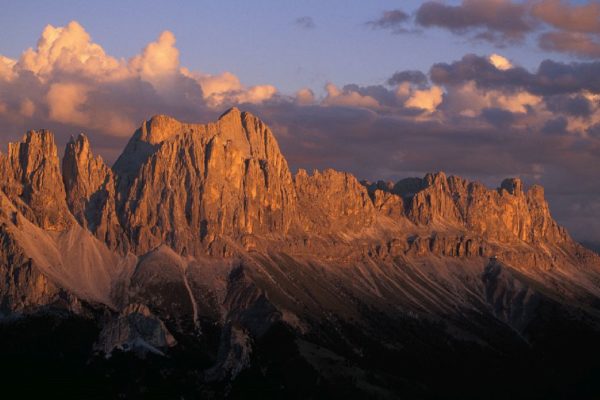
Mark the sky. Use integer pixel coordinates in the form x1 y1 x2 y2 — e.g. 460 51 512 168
1 0 600 243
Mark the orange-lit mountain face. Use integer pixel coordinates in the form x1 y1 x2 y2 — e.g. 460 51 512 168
1 108 600 398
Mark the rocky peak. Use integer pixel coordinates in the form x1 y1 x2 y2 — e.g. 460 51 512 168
63 134 111 196
7 130 60 181
217 107 279 160
0 130 70 230
424 171 449 189
139 114 184 145
62 134 123 247
402 171 462 226
111 110 297 255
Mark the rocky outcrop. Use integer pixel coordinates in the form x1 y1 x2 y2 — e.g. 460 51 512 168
96 303 177 355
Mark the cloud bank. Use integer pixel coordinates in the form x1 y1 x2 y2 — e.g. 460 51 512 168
0 21 277 144
372 0 600 59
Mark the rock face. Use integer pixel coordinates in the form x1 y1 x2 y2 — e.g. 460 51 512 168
63 134 123 249
111 108 297 255
0 108 600 398
0 130 71 230
294 168 375 234
371 172 568 245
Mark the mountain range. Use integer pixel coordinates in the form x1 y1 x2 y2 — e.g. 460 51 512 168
1 108 600 399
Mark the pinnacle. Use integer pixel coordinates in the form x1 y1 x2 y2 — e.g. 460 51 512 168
218 106 242 120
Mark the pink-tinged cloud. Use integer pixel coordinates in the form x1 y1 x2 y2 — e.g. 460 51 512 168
404 86 444 112
540 31 600 58
375 1 600 59
295 88 315 105
0 21 278 142
46 82 89 125
415 0 535 42
533 0 600 34
323 83 380 109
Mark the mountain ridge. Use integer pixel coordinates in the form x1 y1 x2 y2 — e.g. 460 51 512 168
1 108 600 398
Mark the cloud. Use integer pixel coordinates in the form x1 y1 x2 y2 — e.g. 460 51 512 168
489 54 513 70
129 30 179 91
532 0 600 34
295 16 316 30
481 107 516 128
539 31 600 58
323 83 380 109
295 88 315 105
441 80 541 118
367 10 410 32
387 70 428 86
19 98 35 118
46 82 89 126
404 86 444 112
373 0 600 59
233 84 277 104
0 56 16 81
545 94 593 117
415 0 534 43
430 54 600 95
542 116 570 135
18 21 125 81
185 70 242 97
0 20 278 147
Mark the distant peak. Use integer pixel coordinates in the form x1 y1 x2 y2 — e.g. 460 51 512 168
218 107 242 120
24 129 54 143
426 171 447 180
146 114 180 132
138 114 182 145
68 133 89 145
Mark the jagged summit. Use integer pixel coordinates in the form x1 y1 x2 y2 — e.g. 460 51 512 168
137 114 184 145
218 106 242 120
0 111 571 252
